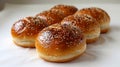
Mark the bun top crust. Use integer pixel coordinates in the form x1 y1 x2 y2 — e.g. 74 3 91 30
36 23 85 50
11 16 48 39
36 10 65 25
51 4 78 17
61 14 100 34
75 7 110 25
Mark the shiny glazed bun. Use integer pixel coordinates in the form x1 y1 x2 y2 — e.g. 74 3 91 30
61 15 100 44
51 4 78 17
36 10 65 25
11 16 48 48
75 7 110 33
35 23 86 62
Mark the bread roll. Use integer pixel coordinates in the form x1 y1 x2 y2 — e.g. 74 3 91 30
36 10 65 25
51 4 78 17
61 14 100 44
11 16 48 48
75 7 110 33
35 23 86 62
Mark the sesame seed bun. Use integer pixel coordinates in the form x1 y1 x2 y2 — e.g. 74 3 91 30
36 10 65 25
11 16 48 48
61 15 100 44
51 4 78 17
75 7 110 33
35 23 86 62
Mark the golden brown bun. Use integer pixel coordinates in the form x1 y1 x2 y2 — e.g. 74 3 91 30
35 23 86 62
36 10 65 25
51 4 78 17
11 16 48 48
75 7 110 33
61 15 100 44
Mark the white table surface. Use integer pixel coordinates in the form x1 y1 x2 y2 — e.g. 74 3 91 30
0 3 120 67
